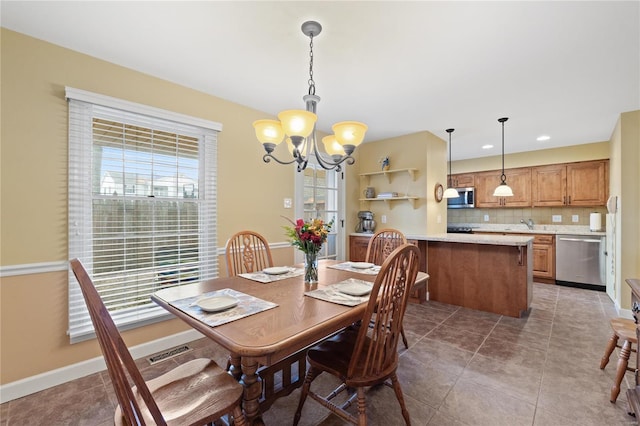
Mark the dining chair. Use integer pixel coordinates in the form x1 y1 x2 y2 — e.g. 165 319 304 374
365 228 411 349
365 228 407 266
293 243 420 426
70 259 247 426
225 230 274 276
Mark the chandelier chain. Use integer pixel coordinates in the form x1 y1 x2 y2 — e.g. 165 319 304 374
308 34 315 95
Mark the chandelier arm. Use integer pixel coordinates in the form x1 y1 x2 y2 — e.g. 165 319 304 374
314 152 355 171
263 153 299 166
310 137 356 171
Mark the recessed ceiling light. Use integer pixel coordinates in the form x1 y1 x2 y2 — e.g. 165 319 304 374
537 135 551 141
482 144 494 149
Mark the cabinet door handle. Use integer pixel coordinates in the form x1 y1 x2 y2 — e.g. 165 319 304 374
568 195 571 204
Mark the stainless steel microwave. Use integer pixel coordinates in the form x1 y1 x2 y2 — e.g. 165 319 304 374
447 187 475 209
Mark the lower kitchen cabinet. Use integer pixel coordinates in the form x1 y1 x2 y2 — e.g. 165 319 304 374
531 234 555 283
349 235 421 263
349 235 371 262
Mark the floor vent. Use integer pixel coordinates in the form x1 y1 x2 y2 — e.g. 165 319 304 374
147 344 193 365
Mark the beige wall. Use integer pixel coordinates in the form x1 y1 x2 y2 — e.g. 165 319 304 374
610 111 640 310
0 29 296 384
353 131 448 236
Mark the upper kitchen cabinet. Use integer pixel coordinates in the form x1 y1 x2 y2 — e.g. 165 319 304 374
532 160 608 207
475 167 532 208
449 173 475 188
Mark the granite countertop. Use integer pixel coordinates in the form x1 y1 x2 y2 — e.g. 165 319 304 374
406 233 533 246
457 223 606 237
350 232 532 246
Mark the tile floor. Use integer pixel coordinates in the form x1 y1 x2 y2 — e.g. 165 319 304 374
1 283 637 425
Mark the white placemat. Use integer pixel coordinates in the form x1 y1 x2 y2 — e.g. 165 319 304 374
239 267 304 283
169 288 278 327
304 278 374 306
328 262 380 275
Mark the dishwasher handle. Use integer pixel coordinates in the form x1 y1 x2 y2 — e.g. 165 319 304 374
558 237 602 243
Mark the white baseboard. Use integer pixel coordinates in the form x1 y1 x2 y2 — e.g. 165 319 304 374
0 329 203 404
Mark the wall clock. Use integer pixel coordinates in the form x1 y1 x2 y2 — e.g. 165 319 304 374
434 183 444 202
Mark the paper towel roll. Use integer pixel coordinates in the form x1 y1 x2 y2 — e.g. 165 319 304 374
590 212 602 231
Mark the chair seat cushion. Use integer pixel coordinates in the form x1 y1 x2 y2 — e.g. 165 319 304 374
115 358 243 426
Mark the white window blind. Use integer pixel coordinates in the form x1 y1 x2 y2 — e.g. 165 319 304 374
68 90 219 343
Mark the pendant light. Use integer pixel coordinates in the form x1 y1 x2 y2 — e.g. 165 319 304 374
493 117 514 197
443 128 459 198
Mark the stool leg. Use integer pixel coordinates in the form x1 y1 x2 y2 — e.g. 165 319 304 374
611 339 631 403
601 332 619 369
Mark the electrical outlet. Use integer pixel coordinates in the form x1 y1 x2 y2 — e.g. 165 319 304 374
572 215 579 223
437 214 442 224
552 215 562 223
381 215 387 224
484 214 490 222
284 198 292 208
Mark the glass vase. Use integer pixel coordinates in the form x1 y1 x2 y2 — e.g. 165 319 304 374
303 250 319 284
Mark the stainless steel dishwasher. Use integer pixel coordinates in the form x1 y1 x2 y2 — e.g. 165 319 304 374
556 234 606 291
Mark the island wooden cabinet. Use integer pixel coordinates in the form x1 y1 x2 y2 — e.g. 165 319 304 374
425 239 532 317
473 232 555 282
475 167 532 208
531 160 608 207
450 173 475 188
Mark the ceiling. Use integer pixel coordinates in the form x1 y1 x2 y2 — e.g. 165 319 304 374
2 1 638 160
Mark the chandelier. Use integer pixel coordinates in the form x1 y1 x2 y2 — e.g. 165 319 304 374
253 21 368 172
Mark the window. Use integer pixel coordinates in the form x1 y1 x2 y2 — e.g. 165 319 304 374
295 156 344 262
67 88 221 343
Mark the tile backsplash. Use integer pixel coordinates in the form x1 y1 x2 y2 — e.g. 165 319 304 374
448 206 608 226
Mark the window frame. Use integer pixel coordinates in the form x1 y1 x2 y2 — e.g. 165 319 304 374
66 87 222 343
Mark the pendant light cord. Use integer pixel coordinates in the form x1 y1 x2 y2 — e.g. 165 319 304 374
446 128 454 187
498 117 508 184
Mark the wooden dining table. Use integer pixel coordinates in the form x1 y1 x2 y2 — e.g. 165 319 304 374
151 259 427 425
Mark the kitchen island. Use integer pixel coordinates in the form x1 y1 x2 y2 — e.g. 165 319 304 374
408 233 534 318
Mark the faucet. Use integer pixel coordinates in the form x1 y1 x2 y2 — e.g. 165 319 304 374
520 218 534 230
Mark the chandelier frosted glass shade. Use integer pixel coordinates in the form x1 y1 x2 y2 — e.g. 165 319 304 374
277 110 317 138
332 121 368 148
493 182 514 197
322 135 345 156
443 187 460 198
253 119 285 144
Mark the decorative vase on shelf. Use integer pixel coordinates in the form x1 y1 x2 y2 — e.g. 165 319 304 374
303 250 319 284
380 156 390 171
